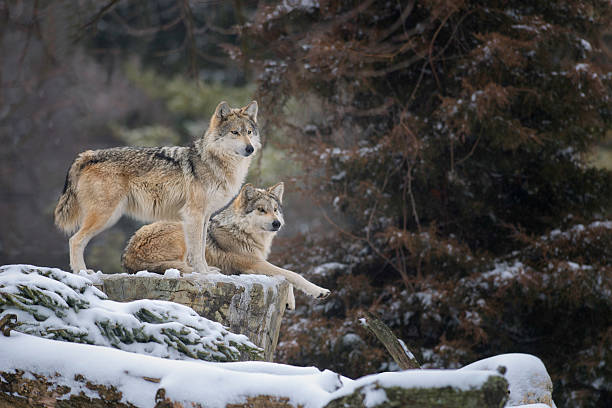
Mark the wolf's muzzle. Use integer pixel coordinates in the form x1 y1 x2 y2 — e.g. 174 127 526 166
244 144 254 156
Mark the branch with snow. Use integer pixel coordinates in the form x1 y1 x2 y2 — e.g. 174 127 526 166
0 265 263 362
359 311 421 370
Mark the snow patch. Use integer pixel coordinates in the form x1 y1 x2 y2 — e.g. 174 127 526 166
461 353 554 407
362 383 388 407
579 39 592 52
311 262 346 276
480 261 525 287
398 339 416 360
164 268 181 278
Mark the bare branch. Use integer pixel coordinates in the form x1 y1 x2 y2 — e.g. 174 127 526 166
377 0 416 41
110 8 183 37
75 0 121 42
354 54 424 78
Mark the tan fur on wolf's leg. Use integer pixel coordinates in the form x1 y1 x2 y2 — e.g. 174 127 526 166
183 190 218 274
182 216 206 273
182 190 209 274
251 260 330 299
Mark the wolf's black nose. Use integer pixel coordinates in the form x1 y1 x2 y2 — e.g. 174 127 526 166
245 144 254 155
272 220 281 230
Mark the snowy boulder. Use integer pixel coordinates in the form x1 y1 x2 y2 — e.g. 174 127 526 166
0 265 263 362
0 332 509 408
91 269 291 361
324 370 508 408
460 353 555 407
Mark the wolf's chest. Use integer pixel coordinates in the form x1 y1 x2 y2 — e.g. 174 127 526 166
207 189 235 214
206 159 250 213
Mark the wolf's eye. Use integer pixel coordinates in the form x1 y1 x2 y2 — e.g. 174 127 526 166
231 130 239 135
257 207 265 213
274 207 278 212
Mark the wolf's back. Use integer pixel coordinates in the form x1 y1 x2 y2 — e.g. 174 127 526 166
54 150 94 234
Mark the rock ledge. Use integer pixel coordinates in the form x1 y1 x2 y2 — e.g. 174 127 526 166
95 271 290 361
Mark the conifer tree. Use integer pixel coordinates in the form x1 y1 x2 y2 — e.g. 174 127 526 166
243 1 612 406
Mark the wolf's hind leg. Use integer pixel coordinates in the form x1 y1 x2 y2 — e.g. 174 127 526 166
69 201 124 273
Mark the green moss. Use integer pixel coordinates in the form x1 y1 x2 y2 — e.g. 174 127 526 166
324 376 508 408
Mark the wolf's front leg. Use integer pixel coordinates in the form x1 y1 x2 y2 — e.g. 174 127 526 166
256 261 331 299
183 192 218 274
183 213 218 274
183 216 205 273
200 216 220 274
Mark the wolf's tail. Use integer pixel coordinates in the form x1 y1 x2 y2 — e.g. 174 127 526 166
54 151 92 234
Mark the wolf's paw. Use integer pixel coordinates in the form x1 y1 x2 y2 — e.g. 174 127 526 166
205 265 221 274
314 287 331 299
195 264 221 274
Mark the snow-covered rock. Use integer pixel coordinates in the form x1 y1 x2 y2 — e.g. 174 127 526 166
93 267 291 360
0 332 508 408
460 353 555 407
0 264 263 362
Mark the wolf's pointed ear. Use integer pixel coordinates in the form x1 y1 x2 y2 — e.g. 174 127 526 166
242 101 258 122
234 183 255 210
241 183 257 200
214 101 232 121
267 182 284 203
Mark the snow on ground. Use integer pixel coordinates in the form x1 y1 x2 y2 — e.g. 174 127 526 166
0 332 508 408
0 264 262 362
1 264 556 407
479 260 526 287
510 405 551 408
311 262 347 276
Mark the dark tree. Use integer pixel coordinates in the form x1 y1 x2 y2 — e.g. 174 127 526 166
244 1 612 407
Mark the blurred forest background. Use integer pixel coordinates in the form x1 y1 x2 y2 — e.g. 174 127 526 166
1 1 611 407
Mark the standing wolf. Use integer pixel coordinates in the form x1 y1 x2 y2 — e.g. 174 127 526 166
55 101 260 274
122 183 330 308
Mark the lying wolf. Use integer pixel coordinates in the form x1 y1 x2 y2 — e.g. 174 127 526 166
55 101 259 274
122 183 331 308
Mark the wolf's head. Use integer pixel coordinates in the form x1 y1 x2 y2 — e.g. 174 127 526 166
233 182 285 233
204 101 261 158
